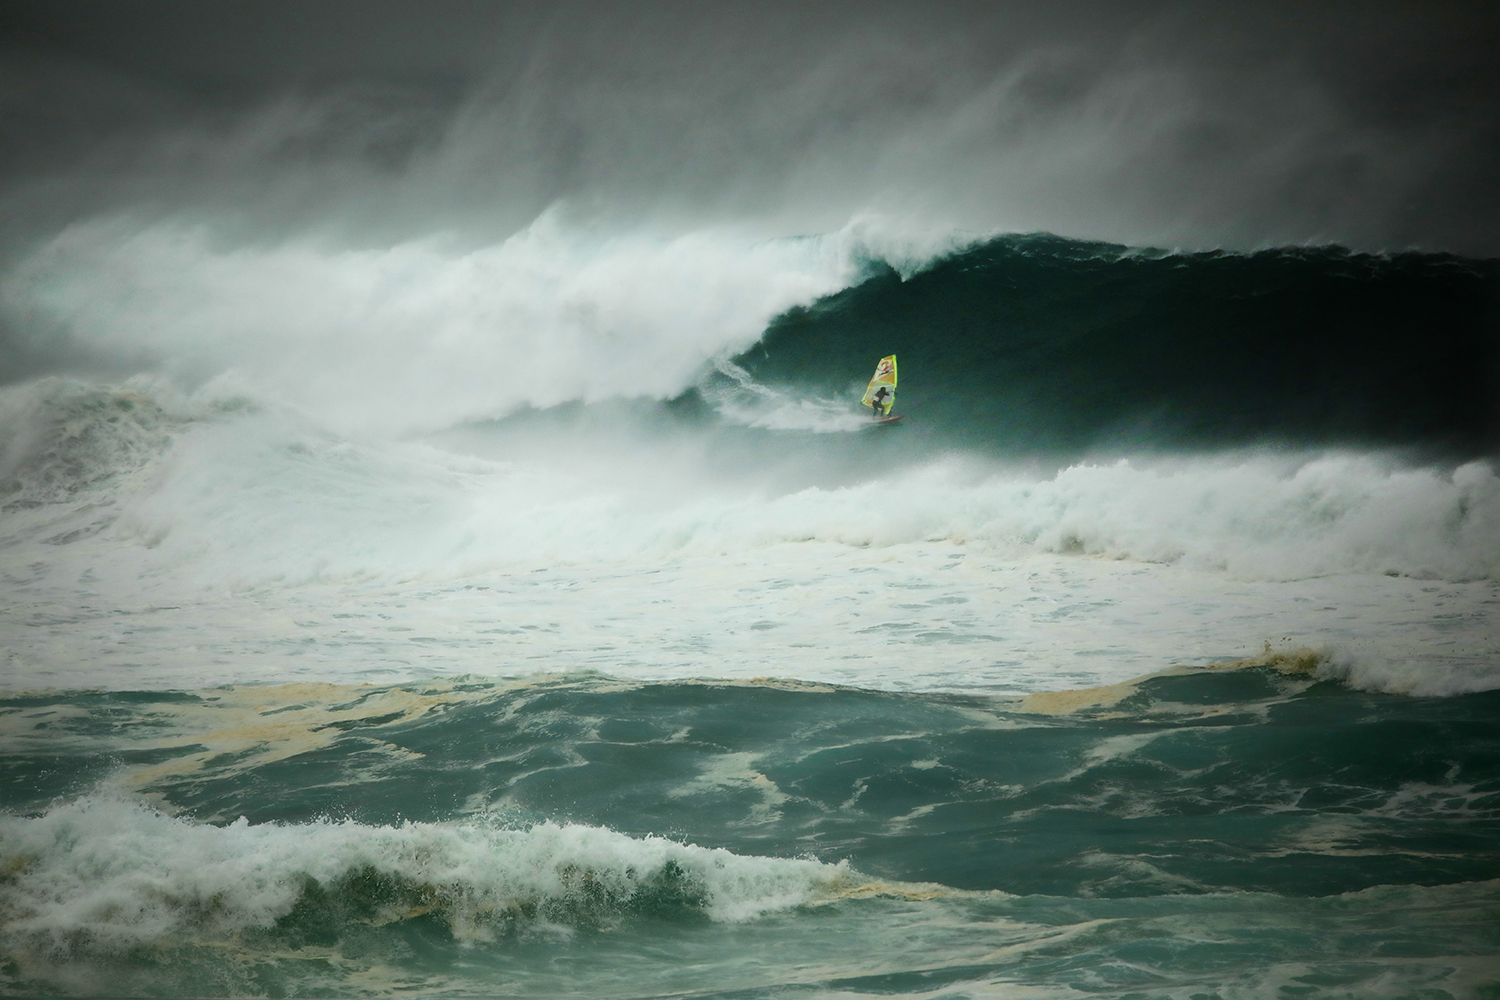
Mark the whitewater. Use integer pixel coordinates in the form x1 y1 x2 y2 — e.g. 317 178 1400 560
2 219 1498 998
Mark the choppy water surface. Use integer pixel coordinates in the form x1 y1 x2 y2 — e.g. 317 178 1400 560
4 668 1498 997
3 234 1499 997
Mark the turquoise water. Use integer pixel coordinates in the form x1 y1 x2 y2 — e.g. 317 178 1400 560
3 235 1499 997
4 668 1498 996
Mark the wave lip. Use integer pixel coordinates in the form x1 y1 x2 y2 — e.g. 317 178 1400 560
740 233 1500 455
0 797 854 952
0 215 878 435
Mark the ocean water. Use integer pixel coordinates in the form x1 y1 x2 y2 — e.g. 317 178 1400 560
2 232 1499 998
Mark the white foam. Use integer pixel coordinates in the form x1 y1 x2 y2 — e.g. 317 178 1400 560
962 454 1500 582
1316 648 1500 699
0 796 849 950
703 359 872 434
2 379 1497 695
114 438 1500 588
1 213 890 435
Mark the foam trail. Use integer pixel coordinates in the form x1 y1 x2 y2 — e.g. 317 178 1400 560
703 359 871 433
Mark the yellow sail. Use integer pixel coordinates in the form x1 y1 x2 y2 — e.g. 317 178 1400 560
861 355 897 415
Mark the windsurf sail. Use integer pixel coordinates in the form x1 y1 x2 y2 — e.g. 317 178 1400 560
861 354 897 415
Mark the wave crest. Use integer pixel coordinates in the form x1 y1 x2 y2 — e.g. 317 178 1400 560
0 797 852 953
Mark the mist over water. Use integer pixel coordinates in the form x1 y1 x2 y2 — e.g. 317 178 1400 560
2 3 1499 997
2 215 880 432
4 1 1500 258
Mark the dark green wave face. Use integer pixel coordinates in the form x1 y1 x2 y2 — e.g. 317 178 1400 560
717 235 1500 458
4 669 1498 996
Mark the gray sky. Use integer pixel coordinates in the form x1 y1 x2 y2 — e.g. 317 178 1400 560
1 0 1498 254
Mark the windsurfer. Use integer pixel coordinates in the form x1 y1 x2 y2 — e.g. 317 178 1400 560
861 354 897 420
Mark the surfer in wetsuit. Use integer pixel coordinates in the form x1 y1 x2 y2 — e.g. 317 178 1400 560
870 386 891 419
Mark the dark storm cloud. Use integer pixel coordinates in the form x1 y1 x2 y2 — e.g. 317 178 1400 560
0 0 1497 252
